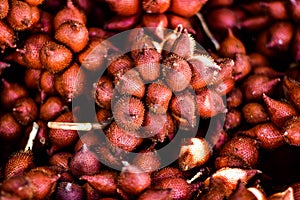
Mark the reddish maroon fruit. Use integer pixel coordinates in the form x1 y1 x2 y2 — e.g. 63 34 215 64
0 113 22 141
70 144 101 177
12 97 38 126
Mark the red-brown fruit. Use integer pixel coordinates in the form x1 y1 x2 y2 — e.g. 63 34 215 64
55 20 89 53
30 10 53 34
240 123 285 149
232 53 251 81
80 171 117 195
0 0 9 19
204 168 261 197
55 182 85 200
0 113 22 141
211 58 234 84
74 131 102 152
118 163 151 196
12 97 38 126
242 74 280 102
262 93 298 128
22 34 51 69
7 0 40 31
198 176 227 200
1 175 34 199
129 28 156 59
162 55 192 92
95 109 112 124
94 144 122 168
168 0 207 18
77 39 108 71
4 151 34 179
256 29 278 58
213 78 235 95
248 52 269 67
167 14 196 34
252 65 284 78
220 136 259 167
104 15 140 31
291 182 300 199
283 76 300 111
53 0 86 30
25 169 59 199
142 14 168 41
49 111 79 153
114 69 145 98
40 96 66 121
142 0 170 13
206 0 233 7
134 47 161 81
219 29 246 58
0 20 16 52
153 177 192 200
105 122 142 152
24 69 42 90
83 183 101 200
206 8 239 32
228 181 257 200
107 54 134 78
112 96 145 131
152 167 184 184
215 155 248 170
141 111 169 141
138 189 172 200
40 41 72 74
266 22 294 52
39 70 57 96
70 144 101 177
105 0 140 16
170 28 195 59
283 116 300 146
170 91 197 129
94 75 113 110
226 88 243 108
264 2 288 19
224 108 242 130
146 82 172 114
49 152 72 170
242 103 269 125
25 0 44 6
289 0 300 22
132 151 161 173
196 88 227 118
188 55 219 90
1 79 29 110
54 62 85 102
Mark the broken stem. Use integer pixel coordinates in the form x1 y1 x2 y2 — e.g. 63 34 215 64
47 119 112 131
196 12 220 51
25 122 39 151
187 171 203 184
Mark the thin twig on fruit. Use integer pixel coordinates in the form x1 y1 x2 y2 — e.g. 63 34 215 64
187 171 203 184
47 119 112 131
196 13 220 50
24 122 39 151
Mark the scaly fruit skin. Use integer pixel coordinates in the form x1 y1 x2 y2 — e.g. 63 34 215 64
5 0 300 198
54 20 89 53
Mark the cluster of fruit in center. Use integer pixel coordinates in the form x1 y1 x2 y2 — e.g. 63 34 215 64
92 26 231 153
